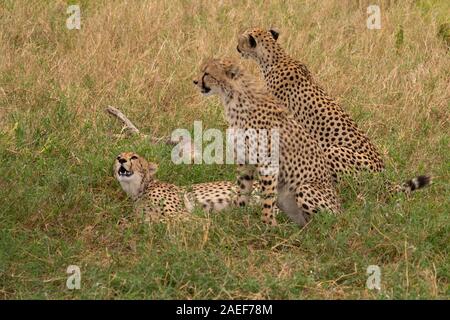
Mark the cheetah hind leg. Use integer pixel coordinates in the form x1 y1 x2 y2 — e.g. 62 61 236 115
277 184 307 226
324 146 384 178
277 182 340 227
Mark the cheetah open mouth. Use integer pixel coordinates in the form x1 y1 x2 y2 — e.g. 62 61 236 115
118 166 133 177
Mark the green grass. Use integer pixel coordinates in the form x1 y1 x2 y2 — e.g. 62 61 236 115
0 0 448 299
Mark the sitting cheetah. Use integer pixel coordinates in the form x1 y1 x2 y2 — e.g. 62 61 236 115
236 27 431 192
114 152 248 220
193 58 340 226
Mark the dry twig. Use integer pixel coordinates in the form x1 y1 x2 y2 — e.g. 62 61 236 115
105 105 142 136
105 105 173 144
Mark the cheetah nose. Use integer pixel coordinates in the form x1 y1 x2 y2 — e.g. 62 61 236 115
118 158 127 164
193 80 198 85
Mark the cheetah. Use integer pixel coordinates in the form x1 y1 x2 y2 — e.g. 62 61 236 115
236 27 431 192
114 152 250 221
193 58 340 226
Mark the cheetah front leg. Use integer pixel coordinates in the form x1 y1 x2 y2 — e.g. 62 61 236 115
258 165 278 226
134 201 162 223
235 164 256 207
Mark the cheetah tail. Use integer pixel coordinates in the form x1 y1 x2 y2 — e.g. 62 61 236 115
394 175 432 194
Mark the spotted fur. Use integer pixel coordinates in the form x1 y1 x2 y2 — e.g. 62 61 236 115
237 27 431 192
237 27 385 176
193 59 340 226
114 152 245 221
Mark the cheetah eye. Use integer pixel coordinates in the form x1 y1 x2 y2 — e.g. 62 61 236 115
131 156 138 160
248 35 256 48
117 156 121 160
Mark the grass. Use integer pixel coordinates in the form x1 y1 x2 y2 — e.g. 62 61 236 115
0 0 449 299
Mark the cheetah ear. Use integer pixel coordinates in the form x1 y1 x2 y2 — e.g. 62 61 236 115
225 64 240 79
269 28 279 41
148 162 158 176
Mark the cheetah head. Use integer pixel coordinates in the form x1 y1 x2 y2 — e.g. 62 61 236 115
114 152 158 198
237 27 280 61
192 58 241 97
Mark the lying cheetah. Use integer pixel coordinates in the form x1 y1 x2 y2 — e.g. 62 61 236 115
193 58 340 226
114 152 246 220
237 27 431 192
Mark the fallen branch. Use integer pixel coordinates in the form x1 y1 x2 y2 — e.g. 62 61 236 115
105 105 177 145
106 105 142 136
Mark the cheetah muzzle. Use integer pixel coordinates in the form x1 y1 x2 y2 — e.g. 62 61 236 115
118 166 133 178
